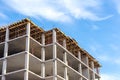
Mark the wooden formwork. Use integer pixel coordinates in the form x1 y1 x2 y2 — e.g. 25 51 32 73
0 27 6 43
45 30 53 45
30 24 44 44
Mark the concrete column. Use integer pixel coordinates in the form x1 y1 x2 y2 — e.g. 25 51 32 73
96 68 99 74
78 51 82 80
41 33 45 77
63 39 66 49
63 39 68 80
24 22 30 80
4 27 9 57
82 56 90 79
2 27 9 80
91 61 95 80
53 30 57 80
86 56 90 80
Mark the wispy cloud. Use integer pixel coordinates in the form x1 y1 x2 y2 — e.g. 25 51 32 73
0 12 8 27
91 25 99 30
98 55 120 65
0 23 7 27
0 12 7 19
114 59 120 65
89 42 102 53
89 42 120 65
110 44 120 52
113 0 120 14
2 0 71 22
101 73 119 80
96 15 113 21
98 55 110 62
2 0 112 22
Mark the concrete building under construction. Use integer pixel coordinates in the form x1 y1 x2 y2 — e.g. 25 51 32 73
0 19 100 80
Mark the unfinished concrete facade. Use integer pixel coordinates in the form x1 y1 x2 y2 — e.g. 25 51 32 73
0 19 100 80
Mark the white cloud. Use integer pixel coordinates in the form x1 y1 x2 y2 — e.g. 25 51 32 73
115 60 120 65
2 0 112 22
98 55 110 61
0 12 8 27
96 15 113 21
89 42 102 53
114 58 120 65
91 25 99 30
3 0 71 22
89 42 120 65
62 0 101 20
113 0 120 14
98 55 120 65
0 12 7 19
0 23 7 27
110 44 120 52
101 73 119 80
89 45 97 52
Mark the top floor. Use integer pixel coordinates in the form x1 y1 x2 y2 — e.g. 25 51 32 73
0 18 101 69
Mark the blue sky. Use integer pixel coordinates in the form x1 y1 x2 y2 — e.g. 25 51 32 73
0 0 120 80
